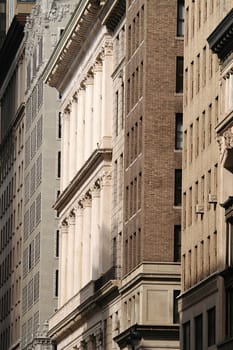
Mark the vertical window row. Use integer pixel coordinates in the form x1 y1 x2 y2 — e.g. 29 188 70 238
183 98 218 166
127 5 144 60
126 116 143 167
126 63 143 114
125 172 142 222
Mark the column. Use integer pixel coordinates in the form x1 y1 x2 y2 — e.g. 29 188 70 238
99 171 112 274
81 193 92 287
225 75 230 114
230 71 233 111
90 182 100 280
84 74 94 161
62 107 70 190
76 87 85 171
59 219 68 307
69 94 78 180
67 211 75 299
74 202 83 294
93 60 102 149
101 39 113 148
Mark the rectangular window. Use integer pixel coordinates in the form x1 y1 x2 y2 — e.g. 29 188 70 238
177 0 184 36
174 225 181 262
58 112 62 138
55 270 59 297
195 314 203 350
183 321 190 350
208 307 216 346
175 113 183 150
56 230 59 257
57 151 61 178
173 290 180 323
226 287 233 337
176 57 184 93
115 91 119 136
174 169 182 206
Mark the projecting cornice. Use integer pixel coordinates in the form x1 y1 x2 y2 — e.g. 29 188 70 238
54 148 112 213
44 0 102 89
43 0 125 90
208 8 233 61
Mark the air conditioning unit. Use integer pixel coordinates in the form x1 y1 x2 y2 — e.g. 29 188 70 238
195 204 204 214
208 194 217 204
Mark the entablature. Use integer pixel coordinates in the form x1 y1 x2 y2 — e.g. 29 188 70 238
208 8 233 62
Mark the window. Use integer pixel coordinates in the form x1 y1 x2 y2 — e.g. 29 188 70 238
207 307 216 346
177 0 184 36
183 321 190 350
175 113 183 149
195 314 203 350
174 169 182 206
226 287 233 338
58 112 62 138
176 57 184 93
57 151 61 178
174 225 181 262
55 230 59 257
173 290 180 323
55 270 59 297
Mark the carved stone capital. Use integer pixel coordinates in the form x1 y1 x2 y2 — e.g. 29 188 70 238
84 73 94 86
100 171 112 187
93 60 102 73
223 128 233 149
91 180 101 197
61 218 68 233
217 127 233 163
101 39 113 58
69 209 76 224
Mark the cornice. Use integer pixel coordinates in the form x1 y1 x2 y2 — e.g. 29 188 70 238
208 8 233 61
54 148 112 212
101 0 125 32
48 279 120 343
114 324 179 349
43 0 102 89
179 272 219 312
120 262 181 295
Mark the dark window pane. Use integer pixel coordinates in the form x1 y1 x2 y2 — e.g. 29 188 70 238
174 169 182 206
208 307 216 346
227 287 233 337
55 270 59 297
56 230 59 257
57 151 61 178
174 225 181 262
175 113 183 150
173 290 180 323
183 321 190 350
177 0 184 36
176 57 184 93
195 314 203 350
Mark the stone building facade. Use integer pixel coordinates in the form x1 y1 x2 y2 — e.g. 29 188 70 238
0 14 27 350
45 0 183 349
20 0 76 349
180 2 233 350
